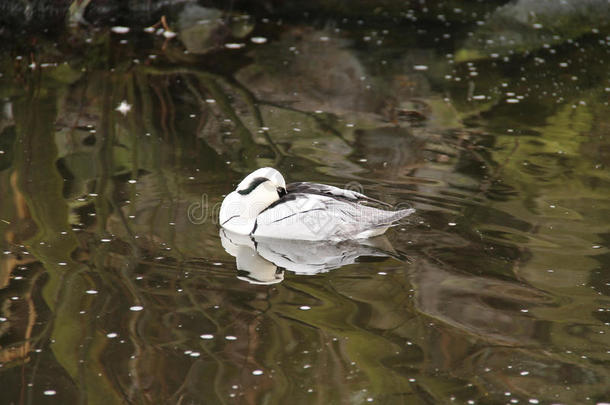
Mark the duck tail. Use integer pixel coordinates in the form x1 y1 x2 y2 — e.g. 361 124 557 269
384 208 415 224
362 208 415 236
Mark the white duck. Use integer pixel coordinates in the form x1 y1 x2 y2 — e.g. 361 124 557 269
219 167 414 241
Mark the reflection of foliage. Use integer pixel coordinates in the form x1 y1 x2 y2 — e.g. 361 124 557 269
456 0 610 61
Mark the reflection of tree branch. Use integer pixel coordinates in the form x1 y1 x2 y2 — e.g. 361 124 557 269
178 286 229 405
132 258 267 403
482 138 520 193
257 99 348 143
150 81 170 140
144 67 349 145
162 82 178 140
142 66 292 165
184 74 260 167
135 72 159 139
220 78 288 165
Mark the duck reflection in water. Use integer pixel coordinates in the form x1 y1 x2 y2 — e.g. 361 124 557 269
219 229 408 284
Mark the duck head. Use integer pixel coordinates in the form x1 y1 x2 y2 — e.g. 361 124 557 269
219 167 287 234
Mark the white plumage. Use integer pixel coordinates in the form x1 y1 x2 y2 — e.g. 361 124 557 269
219 167 414 241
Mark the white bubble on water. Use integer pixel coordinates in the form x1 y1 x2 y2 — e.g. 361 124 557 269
111 26 130 34
251 37 267 44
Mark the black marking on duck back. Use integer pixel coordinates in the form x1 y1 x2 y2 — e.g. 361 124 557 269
287 182 391 207
259 193 300 214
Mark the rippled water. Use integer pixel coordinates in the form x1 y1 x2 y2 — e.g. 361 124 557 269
0 1 609 404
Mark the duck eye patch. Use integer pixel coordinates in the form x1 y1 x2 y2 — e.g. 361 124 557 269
237 177 269 195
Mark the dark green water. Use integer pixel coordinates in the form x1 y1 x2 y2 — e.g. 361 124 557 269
0 1 609 404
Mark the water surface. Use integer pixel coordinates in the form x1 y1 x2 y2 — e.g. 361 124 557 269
0 1 609 404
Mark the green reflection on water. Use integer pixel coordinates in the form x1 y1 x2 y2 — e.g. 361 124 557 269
0 2 609 404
